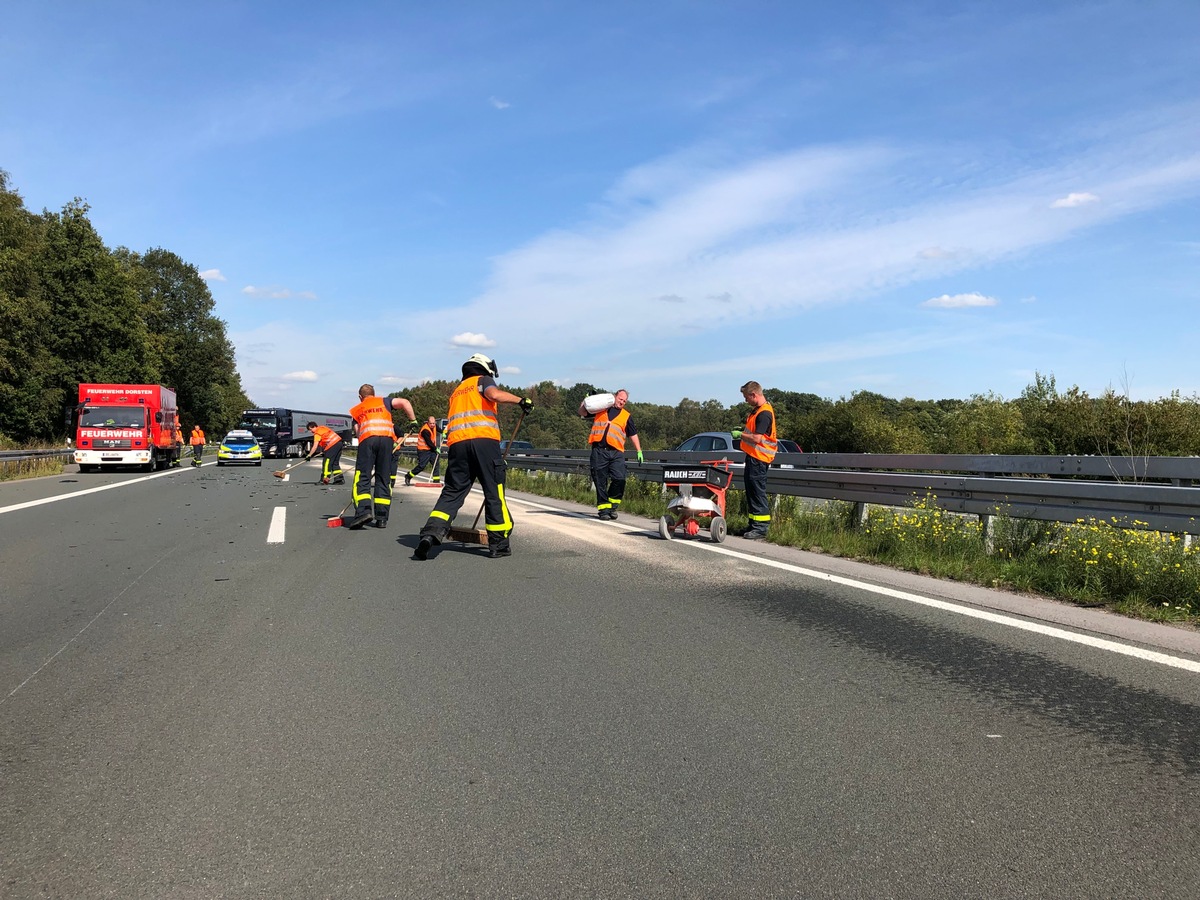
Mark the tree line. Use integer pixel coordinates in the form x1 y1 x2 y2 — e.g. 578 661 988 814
0 170 252 444
393 372 1200 457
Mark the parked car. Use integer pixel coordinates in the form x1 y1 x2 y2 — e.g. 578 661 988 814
674 432 738 453
681 434 801 453
217 429 263 466
500 440 534 455
673 432 802 464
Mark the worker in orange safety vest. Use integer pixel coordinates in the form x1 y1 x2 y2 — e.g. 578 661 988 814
305 422 345 485
189 425 206 467
733 380 777 540
414 354 532 560
579 389 643 520
344 384 415 530
403 416 442 486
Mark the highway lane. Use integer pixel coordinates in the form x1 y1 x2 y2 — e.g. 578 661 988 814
1 463 1198 898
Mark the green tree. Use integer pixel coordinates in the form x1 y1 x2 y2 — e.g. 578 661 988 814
0 171 59 441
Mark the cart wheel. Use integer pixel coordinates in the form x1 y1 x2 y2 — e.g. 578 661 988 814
658 515 674 540
710 515 727 543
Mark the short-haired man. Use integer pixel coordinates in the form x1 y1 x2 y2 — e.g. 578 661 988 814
305 421 345 484
345 385 416 530
734 381 777 540
579 389 643 520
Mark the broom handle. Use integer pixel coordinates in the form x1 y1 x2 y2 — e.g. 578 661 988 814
470 409 527 530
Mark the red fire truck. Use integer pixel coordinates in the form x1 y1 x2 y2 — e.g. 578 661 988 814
73 384 184 472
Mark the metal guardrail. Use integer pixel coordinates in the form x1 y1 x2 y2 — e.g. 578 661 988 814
470 449 1200 535
0 448 74 477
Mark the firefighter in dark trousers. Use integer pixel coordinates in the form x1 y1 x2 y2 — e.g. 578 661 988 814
346 385 416 530
579 389 643 520
415 354 533 560
171 414 184 467
305 422 345 484
404 416 442 485
733 380 778 540
189 425 206 467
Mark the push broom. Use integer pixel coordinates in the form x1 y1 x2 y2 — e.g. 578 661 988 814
271 457 310 479
326 497 356 528
446 410 527 545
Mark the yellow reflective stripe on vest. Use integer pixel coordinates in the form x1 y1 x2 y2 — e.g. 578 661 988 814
589 408 630 451
741 401 777 463
447 376 501 444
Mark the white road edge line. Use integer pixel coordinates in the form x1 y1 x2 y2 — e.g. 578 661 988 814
0 463 208 516
507 496 1200 675
267 506 287 544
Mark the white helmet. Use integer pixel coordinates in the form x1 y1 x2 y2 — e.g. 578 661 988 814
466 353 499 377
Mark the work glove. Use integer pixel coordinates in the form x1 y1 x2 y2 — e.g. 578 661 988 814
406 420 420 433
731 430 743 441
636 450 644 463
519 398 534 413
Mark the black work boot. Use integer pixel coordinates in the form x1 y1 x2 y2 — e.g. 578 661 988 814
346 509 374 530
487 541 512 559
373 517 388 529
414 533 441 560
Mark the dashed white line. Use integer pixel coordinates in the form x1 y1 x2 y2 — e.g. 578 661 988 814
267 506 287 544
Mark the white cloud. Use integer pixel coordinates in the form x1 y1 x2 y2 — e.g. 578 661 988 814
242 285 318 300
499 366 521 375
282 370 318 382
390 127 1200 374
489 96 510 109
1051 191 1100 208
917 247 961 260
199 268 226 282
921 292 998 309
450 332 496 348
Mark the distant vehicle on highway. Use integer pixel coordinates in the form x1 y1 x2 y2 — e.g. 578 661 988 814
673 432 802 464
217 430 263 466
674 432 739 453
500 440 534 455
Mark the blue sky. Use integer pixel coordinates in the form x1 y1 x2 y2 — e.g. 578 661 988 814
3 1 1198 413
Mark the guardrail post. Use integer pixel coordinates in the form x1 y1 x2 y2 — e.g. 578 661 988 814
852 501 868 530
979 513 995 554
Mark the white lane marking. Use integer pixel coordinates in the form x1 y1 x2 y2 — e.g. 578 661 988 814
506 496 1200 675
267 507 287 544
0 464 207 517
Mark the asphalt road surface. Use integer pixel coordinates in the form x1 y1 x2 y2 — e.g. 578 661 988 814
2 461 1198 898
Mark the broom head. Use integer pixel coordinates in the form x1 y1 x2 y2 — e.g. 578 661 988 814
447 525 487 544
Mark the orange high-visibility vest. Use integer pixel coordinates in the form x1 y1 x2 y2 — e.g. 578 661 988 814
589 408 630 451
350 396 395 440
417 424 437 451
312 425 341 450
740 402 777 463
189 427 205 446
446 376 500 445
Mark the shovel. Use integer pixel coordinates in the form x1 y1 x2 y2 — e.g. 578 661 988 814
447 410 526 544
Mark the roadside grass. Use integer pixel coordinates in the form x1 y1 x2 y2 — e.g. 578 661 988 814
504 469 1200 627
0 440 68 482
